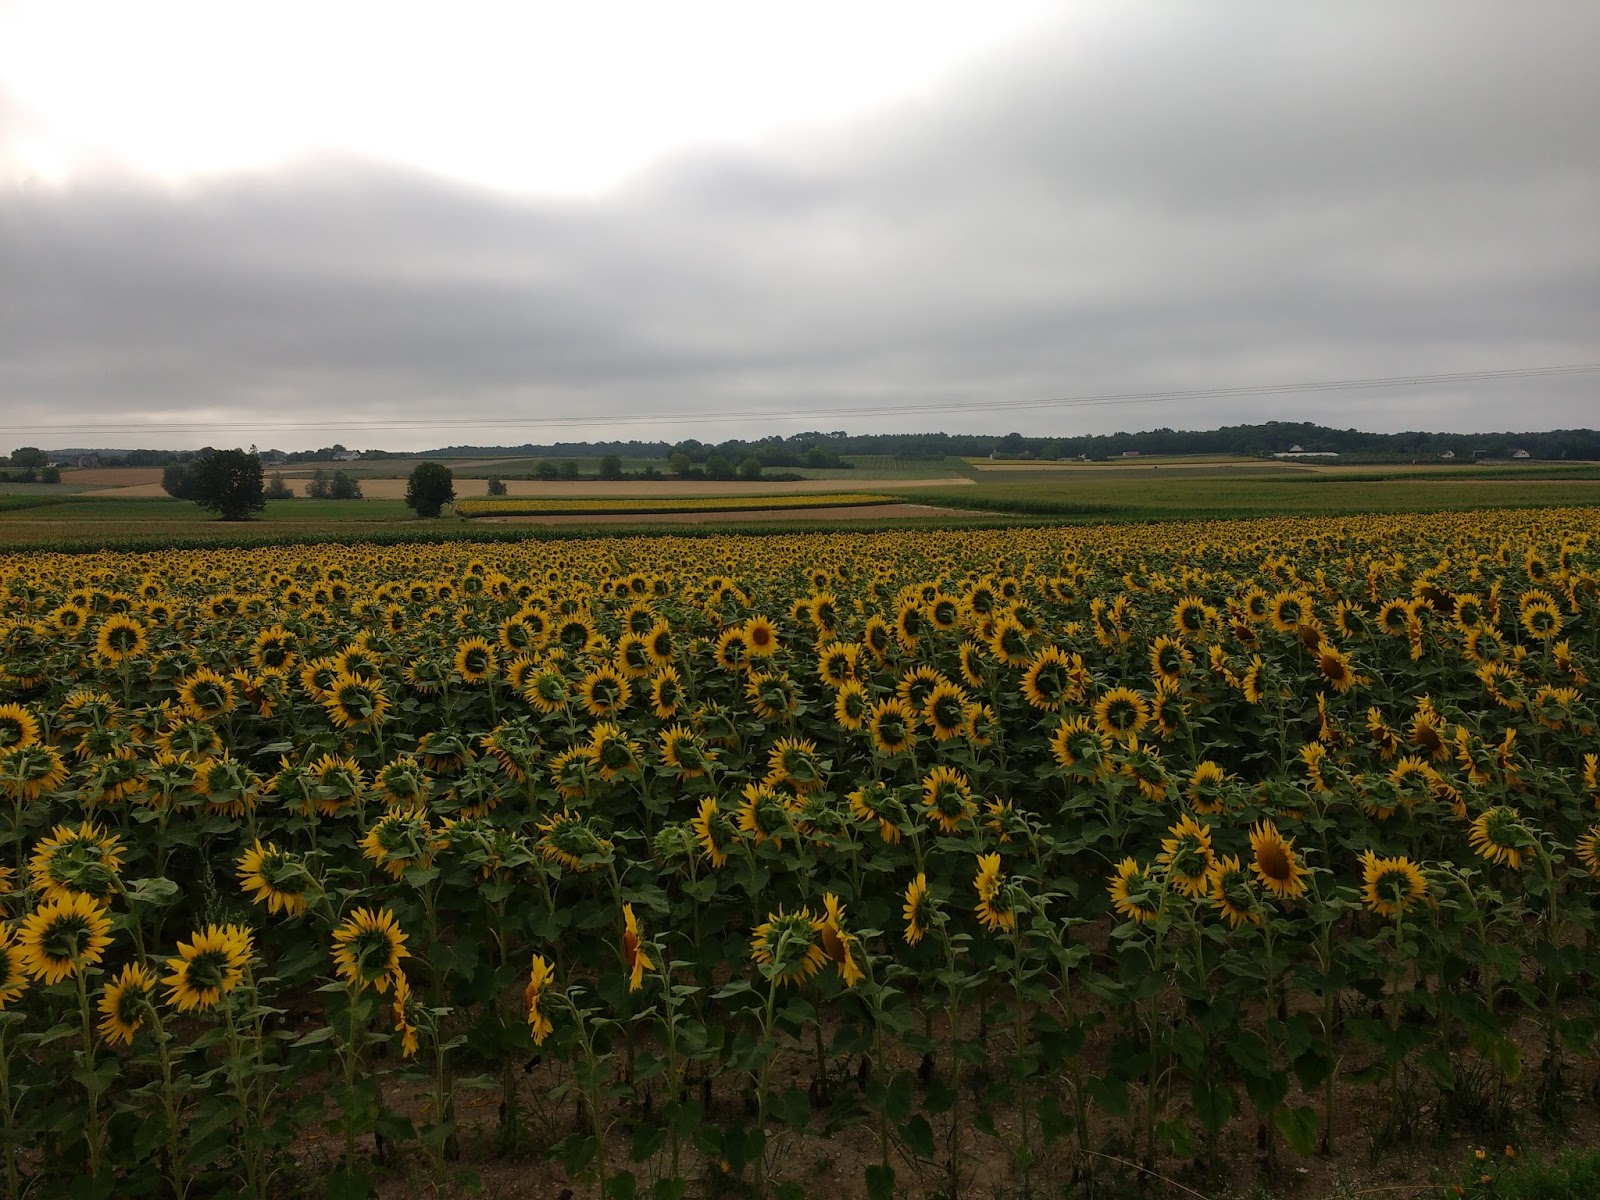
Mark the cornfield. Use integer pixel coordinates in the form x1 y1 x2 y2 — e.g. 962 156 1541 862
0 508 1596 1199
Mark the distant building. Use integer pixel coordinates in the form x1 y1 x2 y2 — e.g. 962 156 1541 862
1121 450 1141 458
1289 444 1304 453
1512 449 1531 459
1439 450 1455 460
1271 451 1339 459
334 450 363 462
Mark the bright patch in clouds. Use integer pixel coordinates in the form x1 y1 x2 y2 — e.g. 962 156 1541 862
0 0 1055 192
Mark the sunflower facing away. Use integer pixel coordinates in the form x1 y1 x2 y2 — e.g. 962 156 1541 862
98 962 159 1046
237 840 312 917
29 821 125 902
1205 855 1262 929
19 891 114 984
820 894 865 988
750 908 829 985
163 924 253 1012
1360 851 1428 917
921 765 976 835
525 954 556 1045
331 908 409 994
0 927 30 1009
1468 806 1538 870
621 904 655 992
692 797 735 869
1108 857 1162 924
973 853 1017 933
1157 814 1215 897
903 873 932 945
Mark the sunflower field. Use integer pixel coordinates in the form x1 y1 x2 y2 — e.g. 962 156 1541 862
0 508 1597 1199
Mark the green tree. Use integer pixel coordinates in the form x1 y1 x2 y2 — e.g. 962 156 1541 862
9 447 47 471
486 476 508 496
40 466 61 484
265 472 294 500
705 454 734 480
533 460 559 481
557 460 580 480
668 451 692 478
737 456 764 481
405 461 455 517
161 463 195 500
598 454 624 480
188 448 267 520
329 471 363 500
303 469 331 499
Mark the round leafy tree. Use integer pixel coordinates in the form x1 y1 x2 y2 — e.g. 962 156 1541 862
187 448 266 521
405 461 455 518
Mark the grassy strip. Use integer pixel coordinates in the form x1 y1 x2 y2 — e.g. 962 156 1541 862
455 492 896 517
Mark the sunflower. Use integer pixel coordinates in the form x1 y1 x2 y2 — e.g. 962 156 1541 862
1050 716 1108 776
97 962 159 1046
848 782 905 844
743 615 780 657
453 637 499 684
1205 855 1261 929
896 664 948 714
751 908 829 985
1317 644 1358 694
713 627 751 672
94 614 148 664
389 969 420 1058
649 667 684 720
1468 806 1538 870
921 765 976 834
1575 824 1600 877
331 908 409 994
1108 858 1162 924
1518 598 1562 641
987 618 1032 667
957 640 992 690
1248 820 1307 900
0 703 41 751
29 821 125 902
903 873 933 945
1360 851 1428 917
308 754 365 817
1020 647 1088 712
525 954 556 1045
868 698 918 757
659 724 715 779
1171 595 1217 639
237 840 312 917
817 641 861 689
17 891 112 984
1239 656 1267 705
765 736 825 793
321 671 390 732
360 807 437 879
621 904 655 992
1149 636 1192 685
1116 735 1169 802
0 744 69 802
537 810 613 872
691 797 735 868
738 782 794 847
817 682 868 738
745 670 798 722
1268 590 1314 634
163 924 253 1012
974 854 1017 932
642 620 675 669
578 665 631 718
817 894 865 988
1158 814 1215 897
1093 688 1150 740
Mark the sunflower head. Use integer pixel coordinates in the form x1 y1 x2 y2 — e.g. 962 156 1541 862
1468 806 1538 870
19 891 114 984
1206 855 1262 929
1108 857 1162 925
98 962 159 1046
750 908 828 985
903 873 935 945
163 924 253 1012
331 908 409 994
1248 820 1308 900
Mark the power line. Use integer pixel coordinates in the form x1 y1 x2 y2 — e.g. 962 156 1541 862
2 361 1596 438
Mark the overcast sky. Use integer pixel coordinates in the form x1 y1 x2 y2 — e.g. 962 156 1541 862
2 1 1597 454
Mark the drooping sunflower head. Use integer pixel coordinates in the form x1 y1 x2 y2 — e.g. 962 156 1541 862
0 743 70 803
0 927 30 1009
745 670 798 722
1468 806 1538 870
650 666 684 720
847 781 907 844
323 672 390 731
750 908 828 985
1050 716 1108 776
525 954 556 1045
588 721 640 782
1108 857 1162 925
331 908 408 995
163 923 253 1012
819 893 864 988
738 782 794 846
1574 824 1600 877
659 724 714 779
360 808 437 880
621 903 655 992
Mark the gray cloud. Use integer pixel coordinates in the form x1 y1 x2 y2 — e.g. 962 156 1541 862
2 1 1598 452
